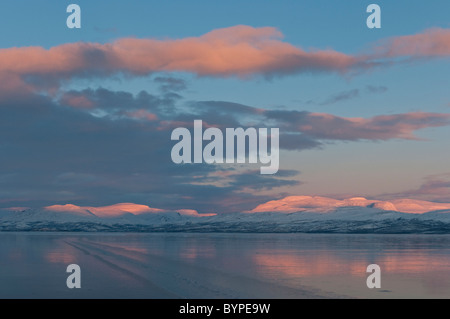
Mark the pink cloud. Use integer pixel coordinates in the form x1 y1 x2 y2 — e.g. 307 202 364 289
0 25 357 94
372 28 450 59
0 26 448 95
125 109 158 121
59 92 95 109
0 26 354 81
110 26 357 77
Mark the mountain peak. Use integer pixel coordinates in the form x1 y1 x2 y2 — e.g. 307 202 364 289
249 195 450 214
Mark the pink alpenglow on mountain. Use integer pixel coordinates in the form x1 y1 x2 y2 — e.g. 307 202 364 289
45 203 216 218
248 196 450 214
45 203 164 218
175 209 217 217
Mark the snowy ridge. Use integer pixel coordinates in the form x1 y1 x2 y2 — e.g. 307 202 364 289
248 196 450 214
1 200 450 233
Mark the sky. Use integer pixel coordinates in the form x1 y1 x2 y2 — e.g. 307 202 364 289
0 0 449 214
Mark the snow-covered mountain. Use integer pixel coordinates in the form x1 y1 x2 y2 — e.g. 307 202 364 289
248 196 450 214
1 197 450 233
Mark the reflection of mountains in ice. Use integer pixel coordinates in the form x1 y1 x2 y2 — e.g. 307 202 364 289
1 196 450 233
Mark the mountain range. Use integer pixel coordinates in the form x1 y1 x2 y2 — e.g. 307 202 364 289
1 196 450 233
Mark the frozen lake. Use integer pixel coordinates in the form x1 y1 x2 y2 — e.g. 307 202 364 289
0 232 449 298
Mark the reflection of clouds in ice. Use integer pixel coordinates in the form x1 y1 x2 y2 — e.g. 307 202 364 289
251 248 450 298
180 248 198 260
381 253 450 274
178 240 217 262
253 251 374 278
179 246 216 261
45 251 76 264
1 233 449 298
253 250 450 278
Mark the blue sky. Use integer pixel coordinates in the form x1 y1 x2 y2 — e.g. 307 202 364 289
1 1 449 47
0 1 449 212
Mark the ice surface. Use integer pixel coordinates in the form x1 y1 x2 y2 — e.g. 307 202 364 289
0 232 449 299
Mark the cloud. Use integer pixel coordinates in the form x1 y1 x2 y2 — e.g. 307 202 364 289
0 25 448 215
154 76 187 93
0 25 358 95
264 110 450 142
177 100 450 148
370 28 450 60
223 169 301 191
365 85 388 94
319 89 360 106
125 109 158 121
3 25 449 96
380 173 450 203
0 88 302 213
278 133 323 151
59 91 96 109
307 85 387 106
50 88 450 152
1 83 449 213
